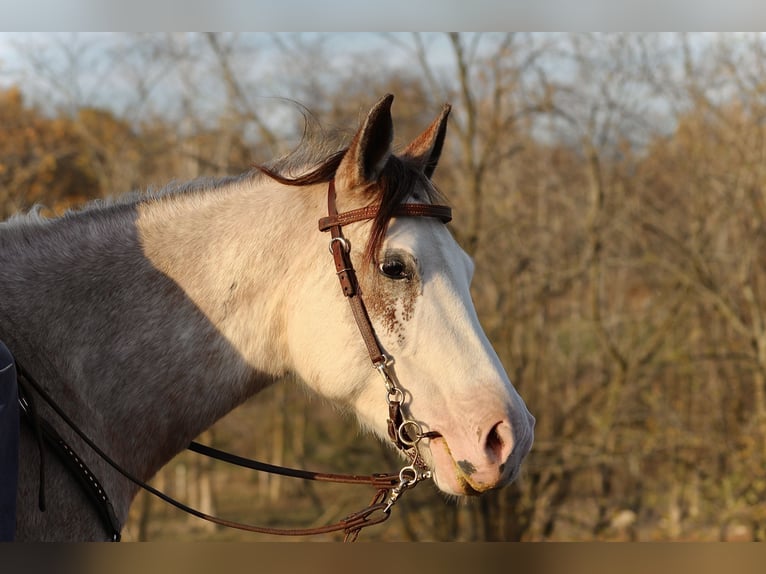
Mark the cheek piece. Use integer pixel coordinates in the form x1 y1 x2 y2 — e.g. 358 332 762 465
318 179 452 509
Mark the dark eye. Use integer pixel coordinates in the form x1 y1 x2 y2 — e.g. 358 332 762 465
378 258 409 280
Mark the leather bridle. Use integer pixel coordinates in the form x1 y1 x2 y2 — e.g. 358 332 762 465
15 179 453 541
320 182 451 436
318 179 452 512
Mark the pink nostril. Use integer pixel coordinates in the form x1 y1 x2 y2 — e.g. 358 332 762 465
484 420 513 465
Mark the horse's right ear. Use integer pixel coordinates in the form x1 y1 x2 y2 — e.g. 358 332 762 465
402 103 451 179
335 94 394 193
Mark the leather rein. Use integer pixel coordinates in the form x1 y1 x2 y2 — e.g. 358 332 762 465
16 179 452 541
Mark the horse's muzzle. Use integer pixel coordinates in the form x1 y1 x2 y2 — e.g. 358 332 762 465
426 409 535 495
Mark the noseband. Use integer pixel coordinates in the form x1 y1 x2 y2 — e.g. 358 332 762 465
319 180 452 505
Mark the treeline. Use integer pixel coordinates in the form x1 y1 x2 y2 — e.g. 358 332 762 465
0 86 254 219
2 33 766 540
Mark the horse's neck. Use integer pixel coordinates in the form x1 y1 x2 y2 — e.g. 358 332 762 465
0 179 319 496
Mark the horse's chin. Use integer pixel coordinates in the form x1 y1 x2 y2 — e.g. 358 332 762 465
374 421 506 496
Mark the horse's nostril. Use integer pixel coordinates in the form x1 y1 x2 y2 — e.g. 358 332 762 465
485 421 506 463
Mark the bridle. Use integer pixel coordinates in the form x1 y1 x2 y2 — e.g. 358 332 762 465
15 179 453 541
318 179 452 509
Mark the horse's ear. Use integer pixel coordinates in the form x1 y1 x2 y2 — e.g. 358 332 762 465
402 103 451 179
335 94 394 192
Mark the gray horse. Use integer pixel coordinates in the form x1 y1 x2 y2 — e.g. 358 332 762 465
1 95 534 540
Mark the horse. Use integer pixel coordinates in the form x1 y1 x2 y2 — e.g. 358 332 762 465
0 94 535 541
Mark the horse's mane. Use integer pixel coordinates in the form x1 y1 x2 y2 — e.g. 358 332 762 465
2 127 446 267
0 172 252 230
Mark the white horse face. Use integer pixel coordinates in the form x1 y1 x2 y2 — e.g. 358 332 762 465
287 94 534 496
350 213 535 495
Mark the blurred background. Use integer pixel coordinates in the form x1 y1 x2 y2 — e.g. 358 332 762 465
1 32 765 541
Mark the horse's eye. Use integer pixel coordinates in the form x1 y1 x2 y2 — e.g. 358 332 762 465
378 259 409 280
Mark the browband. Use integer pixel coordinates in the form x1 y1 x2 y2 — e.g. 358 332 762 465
318 182 452 232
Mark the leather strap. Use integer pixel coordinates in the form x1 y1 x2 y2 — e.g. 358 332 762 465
319 203 452 231
324 181 385 365
188 441 398 488
15 359 398 540
320 180 452 451
17 363 122 541
320 180 452 369
8 180 453 541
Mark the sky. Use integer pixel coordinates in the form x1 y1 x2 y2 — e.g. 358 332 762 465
0 31 757 142
0 32 471 121
0 0 766 31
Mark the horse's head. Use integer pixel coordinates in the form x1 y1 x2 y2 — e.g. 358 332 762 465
289 95 534 496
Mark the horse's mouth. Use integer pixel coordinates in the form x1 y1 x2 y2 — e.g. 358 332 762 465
422 432 512 496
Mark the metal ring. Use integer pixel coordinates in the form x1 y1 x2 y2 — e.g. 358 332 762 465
386 387 404 404
328 236 350 254
397 420 423 446
398 465 418 487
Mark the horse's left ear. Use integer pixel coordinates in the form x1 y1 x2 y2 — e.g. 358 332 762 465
335 94 395 192
401 103 451 179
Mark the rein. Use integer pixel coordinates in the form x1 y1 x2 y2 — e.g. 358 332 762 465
15 179 453 541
